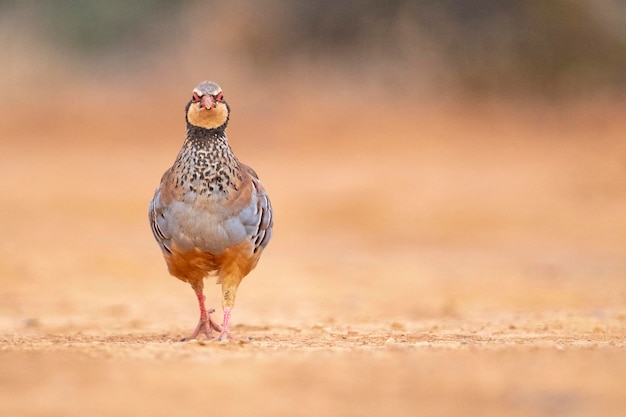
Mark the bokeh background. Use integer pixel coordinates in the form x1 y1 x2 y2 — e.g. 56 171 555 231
3 1 626 97
1 2 626 416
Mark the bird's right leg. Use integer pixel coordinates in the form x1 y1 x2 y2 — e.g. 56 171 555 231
181 283 222 341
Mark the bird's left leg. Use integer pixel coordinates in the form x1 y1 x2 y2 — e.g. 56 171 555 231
217 276 243 341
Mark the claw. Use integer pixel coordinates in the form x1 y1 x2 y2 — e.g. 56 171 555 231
180 308 222 341
217 331 231 342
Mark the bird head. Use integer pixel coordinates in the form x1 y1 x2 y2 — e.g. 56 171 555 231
185 81 230 131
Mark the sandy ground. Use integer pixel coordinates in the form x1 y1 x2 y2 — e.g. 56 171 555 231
1 90 625 416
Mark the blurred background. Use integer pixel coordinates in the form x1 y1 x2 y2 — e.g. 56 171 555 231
2 1 626 98
1 0 626 330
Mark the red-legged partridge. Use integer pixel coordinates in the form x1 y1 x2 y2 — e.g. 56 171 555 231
149 81 273 341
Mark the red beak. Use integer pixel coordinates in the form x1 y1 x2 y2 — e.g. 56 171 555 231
199 95 216 110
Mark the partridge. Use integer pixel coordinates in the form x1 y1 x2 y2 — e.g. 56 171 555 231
149 81 273 341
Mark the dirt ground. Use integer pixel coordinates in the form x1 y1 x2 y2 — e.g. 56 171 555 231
1 89 625 416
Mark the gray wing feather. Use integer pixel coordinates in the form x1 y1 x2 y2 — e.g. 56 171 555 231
250 177 273 253
149 190 173 254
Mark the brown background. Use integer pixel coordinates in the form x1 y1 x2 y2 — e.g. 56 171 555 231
1 2 625 416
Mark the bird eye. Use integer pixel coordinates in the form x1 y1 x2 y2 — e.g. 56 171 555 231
192 92 201 103
216 92 224 102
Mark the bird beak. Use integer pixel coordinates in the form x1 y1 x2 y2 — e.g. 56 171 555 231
199 95 216 110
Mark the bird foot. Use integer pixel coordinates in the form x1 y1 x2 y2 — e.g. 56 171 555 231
216 326 254 343
216 332 252 344
180 308 222 341
216 328 232 342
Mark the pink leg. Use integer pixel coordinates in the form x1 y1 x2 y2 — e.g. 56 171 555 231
180 291 222 341
217 307 233 341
